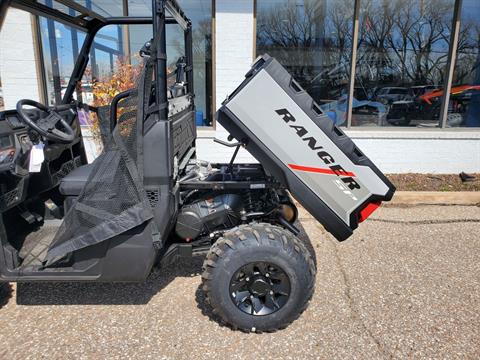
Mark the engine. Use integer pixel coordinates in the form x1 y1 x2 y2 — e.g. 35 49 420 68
175 194 242 241
175 161 298 241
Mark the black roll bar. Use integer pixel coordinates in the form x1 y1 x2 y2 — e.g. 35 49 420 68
5 0 193 108
10 0 88 30
63 17 153 103
153 0 168 121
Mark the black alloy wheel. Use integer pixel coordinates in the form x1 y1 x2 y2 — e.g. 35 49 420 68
202 222 316 332
229 261 290 316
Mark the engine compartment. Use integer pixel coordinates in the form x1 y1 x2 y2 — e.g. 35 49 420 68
175 161 298 244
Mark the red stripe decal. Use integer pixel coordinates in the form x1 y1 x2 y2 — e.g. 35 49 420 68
288 163 356 177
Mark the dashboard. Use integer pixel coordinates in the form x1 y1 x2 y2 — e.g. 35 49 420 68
0 110 31 174
0 107 87 212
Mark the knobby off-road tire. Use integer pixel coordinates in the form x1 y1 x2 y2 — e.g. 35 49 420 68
201 223 316 332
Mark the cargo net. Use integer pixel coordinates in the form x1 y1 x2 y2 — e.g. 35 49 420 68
45 60 155 264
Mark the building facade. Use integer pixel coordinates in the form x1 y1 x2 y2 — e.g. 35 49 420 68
1 0 479 173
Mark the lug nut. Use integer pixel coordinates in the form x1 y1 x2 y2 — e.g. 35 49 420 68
245 277 250 282
265 273 270 278
269 290 274 295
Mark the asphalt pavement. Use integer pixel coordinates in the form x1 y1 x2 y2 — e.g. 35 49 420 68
0 204 479 359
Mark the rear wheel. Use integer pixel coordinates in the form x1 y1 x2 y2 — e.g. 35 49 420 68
201 223 316 332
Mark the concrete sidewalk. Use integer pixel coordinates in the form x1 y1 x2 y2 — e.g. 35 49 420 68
391 191 480 206
1 205 479 359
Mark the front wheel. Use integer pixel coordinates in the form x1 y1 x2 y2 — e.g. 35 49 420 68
201 223 316 332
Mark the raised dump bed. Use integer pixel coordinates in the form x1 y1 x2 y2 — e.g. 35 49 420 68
217 54 396 241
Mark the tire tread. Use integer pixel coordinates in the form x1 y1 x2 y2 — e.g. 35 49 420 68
201 222 316 333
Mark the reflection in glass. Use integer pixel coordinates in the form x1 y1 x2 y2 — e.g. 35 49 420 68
353 0 454 127
127 0 213 126
257 0 354 126
451 0 480 127
39 17 87 105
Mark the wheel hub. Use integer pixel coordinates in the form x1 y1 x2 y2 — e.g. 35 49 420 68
229 261 291 316
248 277 271 296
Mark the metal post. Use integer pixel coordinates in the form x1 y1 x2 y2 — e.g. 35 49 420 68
439 0 463 128
184 21 194 95
122 0 131 62
69 8 83 102
86 0 98 86
153 0 168 121
45 0 62 105
346 0 361 128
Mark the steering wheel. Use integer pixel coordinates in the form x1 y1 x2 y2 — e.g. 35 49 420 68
16 99 75 143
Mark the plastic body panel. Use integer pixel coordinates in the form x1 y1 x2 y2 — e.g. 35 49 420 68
217 55 395 241
0 220 156 282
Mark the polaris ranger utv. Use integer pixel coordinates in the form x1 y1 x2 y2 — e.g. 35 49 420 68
0 0 394 331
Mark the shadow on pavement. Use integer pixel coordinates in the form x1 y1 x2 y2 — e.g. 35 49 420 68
13 222 315 309
0 282 13 309
15 256 205 306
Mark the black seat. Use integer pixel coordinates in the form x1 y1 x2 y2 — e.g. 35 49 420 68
59 163 94 196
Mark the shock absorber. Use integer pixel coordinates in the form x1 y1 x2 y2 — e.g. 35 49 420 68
240 190 255 221
242 190 254 213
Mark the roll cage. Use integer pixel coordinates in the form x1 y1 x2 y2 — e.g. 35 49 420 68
0 0 194 115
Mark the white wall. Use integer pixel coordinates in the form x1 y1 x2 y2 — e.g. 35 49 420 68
0 8 41 109
348 130 480 174
212 0 255 162
195 128 480 174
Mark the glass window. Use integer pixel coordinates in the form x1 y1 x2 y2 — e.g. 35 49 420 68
182 0 213 127
37 0 212 126
352 0 455 127
256 0 355 126
79 24 151 109
450 0 480 127
0 76 4 111
39 0 124 17
128 0 213 127
38 17 87 105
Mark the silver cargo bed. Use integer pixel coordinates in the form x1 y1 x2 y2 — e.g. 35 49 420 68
217 54 395 241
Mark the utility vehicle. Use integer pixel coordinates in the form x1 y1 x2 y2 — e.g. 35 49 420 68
386 85 480 127
0 0 395 332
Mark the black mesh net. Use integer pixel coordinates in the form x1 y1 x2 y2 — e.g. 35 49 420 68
45 60 155 263
96 105 112 148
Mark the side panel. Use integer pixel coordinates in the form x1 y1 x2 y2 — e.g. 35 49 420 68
218 55 395 240
0 220 156 282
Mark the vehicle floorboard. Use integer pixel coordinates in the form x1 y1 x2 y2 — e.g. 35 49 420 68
19 220 61 267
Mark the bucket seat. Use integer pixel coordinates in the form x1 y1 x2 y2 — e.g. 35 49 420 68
59 163 94 196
